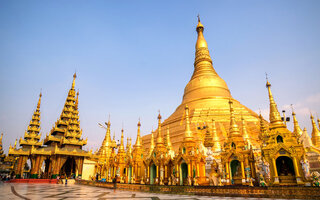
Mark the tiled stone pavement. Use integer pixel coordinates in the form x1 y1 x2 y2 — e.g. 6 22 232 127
0 182 302 200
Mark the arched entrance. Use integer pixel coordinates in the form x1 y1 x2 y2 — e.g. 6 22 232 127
276 156 295 176
230 160 241 184
150 164 156 184
180 162 188 185
61 157 76 178
276 156 296 184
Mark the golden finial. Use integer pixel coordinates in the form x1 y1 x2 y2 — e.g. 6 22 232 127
135 119 142 147
197 14 200 22
137 117 141 127
14 139 17 148
72 72 77 89
156 111 163 144
37 90 42 109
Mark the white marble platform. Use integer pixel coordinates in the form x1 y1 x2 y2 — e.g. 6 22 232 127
0 182 302 200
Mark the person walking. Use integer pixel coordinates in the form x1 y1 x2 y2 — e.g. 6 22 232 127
113 175 117 193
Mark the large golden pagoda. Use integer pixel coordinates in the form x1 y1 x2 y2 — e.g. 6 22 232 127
142 18 262 153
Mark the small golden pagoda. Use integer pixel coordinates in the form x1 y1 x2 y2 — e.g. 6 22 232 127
131 120 146 184
261 80 305 185
115 128 126 182
173 105 206 185
220 100 256 185
146 113 171 185
95 120 115 181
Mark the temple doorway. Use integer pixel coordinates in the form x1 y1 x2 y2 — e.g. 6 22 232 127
276 156 296 184
44 158 51 178
61 157 76 178
180 162 188 185
230 160 242 184
150 164 156 184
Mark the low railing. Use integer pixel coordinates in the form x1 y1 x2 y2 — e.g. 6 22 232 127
76 180 320 199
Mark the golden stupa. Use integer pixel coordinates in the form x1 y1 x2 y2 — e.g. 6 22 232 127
142 18 262 151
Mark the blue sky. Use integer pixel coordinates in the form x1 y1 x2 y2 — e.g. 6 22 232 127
0 0 319 153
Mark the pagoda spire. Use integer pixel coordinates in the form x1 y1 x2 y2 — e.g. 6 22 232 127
20 92 43 147
134 120 142 147
266 78 285 129
165 127 173 151
291 105 303 136
311 114 320 147
149 130 155 155
184 105 193 141
37 91 42 110
241 115 250 141
119 128 125 152
212 119 221 152
156 112 164 145
182 17 231 104
72 72 76 90
229 99 240 136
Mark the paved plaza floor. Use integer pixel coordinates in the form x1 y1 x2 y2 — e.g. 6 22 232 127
0 182 302 200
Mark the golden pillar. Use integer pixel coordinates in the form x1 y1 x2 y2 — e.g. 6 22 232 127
241 161 245 179
156 165 159 178
165 165 167 178
272 158 278 177
292 157 300 177
188 164 191 177
225 162 230 180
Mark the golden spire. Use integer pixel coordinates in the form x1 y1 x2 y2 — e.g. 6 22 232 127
241 115 249 140
119 128 125 152
166 127 173 150
311 114 320 147
105 119 111 147
149 130 155 154
211 119 221 151
229 99 240 136
0 133 3 146
291 105 303 136
135 119 142 147
37 91 42 110
182 17 231 104
195 15 208 51
184 105 193 141
266 78 285 129
72 72 77 90
156 112 164 144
